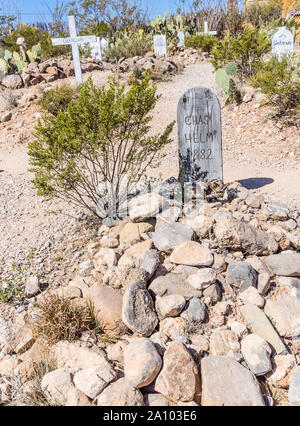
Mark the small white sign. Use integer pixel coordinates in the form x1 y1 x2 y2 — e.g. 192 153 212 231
90 37 102 61
52 35 97 46
154 35 167 57
272 26 293 60
178 32 185 47
101 38 109 52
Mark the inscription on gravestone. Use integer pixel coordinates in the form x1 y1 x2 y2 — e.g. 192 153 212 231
178 87 223 182
154 35 167 57
272 26 293 60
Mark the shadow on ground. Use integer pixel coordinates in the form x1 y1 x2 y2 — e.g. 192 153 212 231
238 177 274 190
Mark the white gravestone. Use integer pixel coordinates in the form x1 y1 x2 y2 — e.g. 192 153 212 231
101 38 109 52
272 26 294 60
200 21 217 36
178 32 185 47
178 87 223 182
89 37 102 61
51 15 97 83
154 35 167 57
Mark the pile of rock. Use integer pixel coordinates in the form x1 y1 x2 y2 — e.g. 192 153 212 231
1 179 300 406
2 57 103 90
114 54 179 75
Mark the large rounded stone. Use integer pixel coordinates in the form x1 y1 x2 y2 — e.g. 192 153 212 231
149 273 202 300
152 222 193 251
264 294 300 338
73 365 116 399
154 342 200 403
122 281 158 336
170 242 213 267
187 268 216 289
265 251 300 277
124 338 162 388
226 261 257 292
181 298 207 323
201 356 265 406
97 378 145 406
241 334 272 376
156 295 186 319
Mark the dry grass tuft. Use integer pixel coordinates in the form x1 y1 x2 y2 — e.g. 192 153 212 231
31 294 100 345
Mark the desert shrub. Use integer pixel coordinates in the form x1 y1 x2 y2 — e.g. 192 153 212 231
185 34 217 53
243 2 281 27
37 85 78 116
105 32 153 61
40 35 71 61
28 75 174 220
4 25 48 51
31 294 98 345
210 27 271 81
250 56 300 115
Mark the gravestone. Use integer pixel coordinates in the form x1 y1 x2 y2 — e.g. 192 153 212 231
200 21 217 36
154 35 167 57
101 38 109 52
272 26 294 60
178 87 223 182
178 32 185 47
90 37 102 61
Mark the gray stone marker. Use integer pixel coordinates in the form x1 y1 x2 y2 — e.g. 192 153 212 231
272 26 294 60
178 87 223 182
178 32 185 47
154 35 167 57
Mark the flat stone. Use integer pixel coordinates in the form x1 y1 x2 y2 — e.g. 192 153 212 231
119 240 153 266
264 294 300 338
181 215 215 239
97 378 144 406
86 285 124 332
154 342 200 403
210 330 240 356
129 193 161 222
156 295 186 319
137 249 160 281
120 222 153 244
41 368 78 406
94 248 117 269
288 368 300 406
25 276 40 297
241 334 272 376
124 338 162 388
159 317 188 342
170 242 213 267
277 277 300 288
181 298 206 323
74 365 116 399
265 251 300 277
203 282 222 303
240 304 286 354
226 261 257 292
214 219 278 255
268 355 296 385
187 268 216 289
201 356 265 406
149 273 202 300
152 223 193 251
122 281 158 336
239 287 265 308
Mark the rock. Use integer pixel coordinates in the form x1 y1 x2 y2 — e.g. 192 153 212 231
2 74 23 89
122 281 158 336
240 304 286 354
241 334 272 376
213 301 230 316
152 223 193 251
186 268 216 289
154 342 200 403
226 261 257 292
257 273 271 295
159 317 188 342
181 298 206 323
190 335 210 353
181 215 215 239
203 282 222 303
1 111 12 123
265 251 300 277
214 219 278 255
56 285 82 299
97 378 144 406
7 313 35 355
119 222 153 244
106 340 128 364
268 354 296 385
25 276 40 297
138 249 160 281
41 368 78 406
144 393 169 406
119 239 153 266
170 242 213 267
150 332 169 356
245 192 260 208
79 260 93 277
227 320 248 339
128 193 161 222
288 368 300 406
51 341 111 370
277 277 300 288
264 203 289 221
86 285 124 333
239 287 265 308
156 295 186 319
73 365 116 399
201 356 265 406
124 338 162 388
210 330 240 356
264 294 300 338
149 273 202 300
94 248 117 269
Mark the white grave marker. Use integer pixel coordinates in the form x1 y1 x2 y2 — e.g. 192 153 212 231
178 32 185 47
100 38 109 52
154 35 167 57
89 37 102 61
51 15 97 83
272 26 294 60
200 21 217 36
178 87 223 182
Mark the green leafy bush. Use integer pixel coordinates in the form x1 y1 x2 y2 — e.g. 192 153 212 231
4 25 48 51
210 27 271 81
250 56 300 115
28 75 174 219
185 34 217 53
105 32 153 61
37 85 78 116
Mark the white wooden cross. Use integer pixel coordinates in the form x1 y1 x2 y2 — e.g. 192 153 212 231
51 15 97 84
200 21 217 36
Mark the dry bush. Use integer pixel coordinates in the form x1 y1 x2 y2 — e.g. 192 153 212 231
31 294 99 345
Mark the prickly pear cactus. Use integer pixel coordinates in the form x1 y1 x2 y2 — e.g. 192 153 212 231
0 58 9 76
216 68 230 92
226 61 238 77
